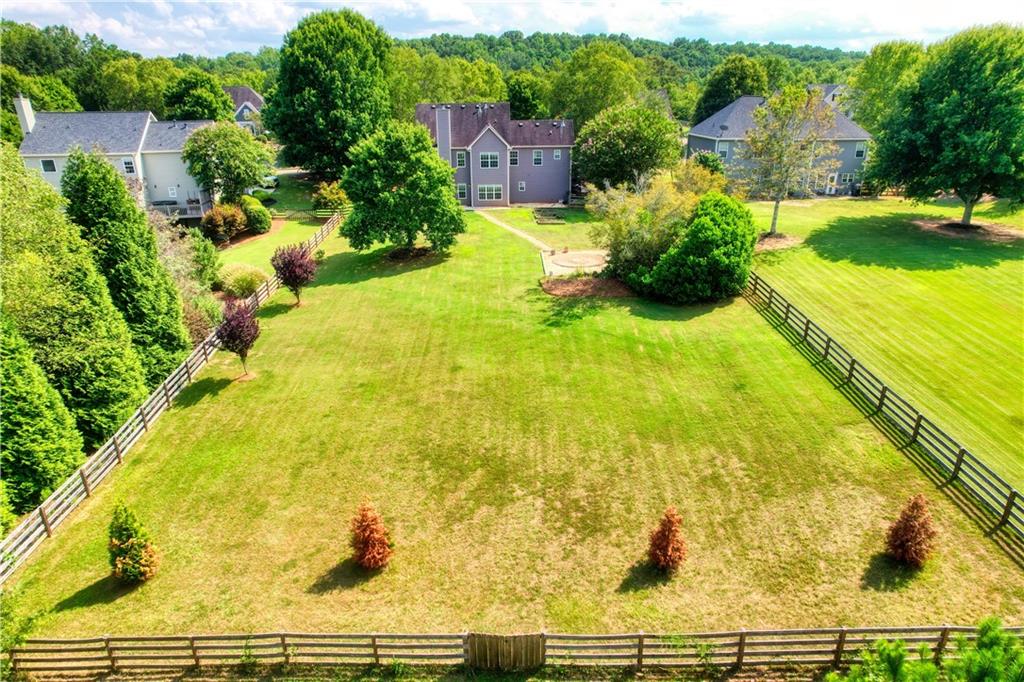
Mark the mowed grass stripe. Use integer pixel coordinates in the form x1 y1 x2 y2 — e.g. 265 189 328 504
9 213 1023 637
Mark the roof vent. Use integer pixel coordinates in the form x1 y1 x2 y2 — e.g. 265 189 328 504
461 104 466 108
489 104 495 108
431 105 436 109
534 122 540 127
518 122 523 127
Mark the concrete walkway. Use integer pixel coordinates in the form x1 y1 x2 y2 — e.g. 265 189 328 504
476 210 552 251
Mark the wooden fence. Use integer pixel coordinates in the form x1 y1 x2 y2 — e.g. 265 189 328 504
9 625 1021 676
746 271 1023 541
0 213 345 585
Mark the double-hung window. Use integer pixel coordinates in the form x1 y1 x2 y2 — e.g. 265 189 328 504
553 149 562 161
122 157 136 174
840 173 853 184
717 142 730 160
518 181 526 192
855 142 867 159
480 152 498 169
478 184 502 201
509 150 519 166
532 150 543 166
168 186 178 199
456 184 467 200
455 151 466 167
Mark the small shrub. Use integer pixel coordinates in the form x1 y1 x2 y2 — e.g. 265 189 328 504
200 204 246 243
108 503 159 584
648 506 687 572
241 195 272 234
312 180 350 211
948 617 1023 682
691 150 725 175
182 294 222 345
216 301 260 374
251 188 274 205
188 228 221 289
271 245 318 305
886 494 937 568
824 639 936 682
218 263 270 299
350 502 392 570
314 249 326 264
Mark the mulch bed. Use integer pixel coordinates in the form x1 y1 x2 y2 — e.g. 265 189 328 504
541 276 633 298
755 232 803 252
911 219 1022 243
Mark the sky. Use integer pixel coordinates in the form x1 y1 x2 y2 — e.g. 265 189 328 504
4 0 1023 57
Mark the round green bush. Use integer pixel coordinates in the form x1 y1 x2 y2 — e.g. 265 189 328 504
312 181 350 211
218 263 270 299
241 195 272 234
200 204 246 243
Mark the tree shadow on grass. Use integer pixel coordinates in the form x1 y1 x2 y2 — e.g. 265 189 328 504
307 558 379 594
617 561 671 593
308 244 450 288
54 575 135 612
859 553 920 592
528 285 729 328
172 377 231 408
803 213 1023 271
256 301 294 319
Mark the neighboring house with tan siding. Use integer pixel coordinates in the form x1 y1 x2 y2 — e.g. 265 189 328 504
415 102 574 207
14 95 213 218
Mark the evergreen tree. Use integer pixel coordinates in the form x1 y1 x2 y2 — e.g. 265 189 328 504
264 10 391 178
0 314 84 513
108 502 159 583
1 143 147 449
61 149 190 386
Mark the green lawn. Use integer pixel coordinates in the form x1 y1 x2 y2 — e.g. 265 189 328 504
750 198 1024 488
219 218 325 272
265 168 316 215
9 212 1023 638
487 207 602 250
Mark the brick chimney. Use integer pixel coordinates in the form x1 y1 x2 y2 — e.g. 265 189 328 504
14 94 35 134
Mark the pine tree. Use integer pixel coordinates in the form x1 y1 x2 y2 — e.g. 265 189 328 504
61 148 190 386
108 502 159 583
1 314 84 513
648 506 687 572
886 494 937 568
1 143 147 449
350 503 393 569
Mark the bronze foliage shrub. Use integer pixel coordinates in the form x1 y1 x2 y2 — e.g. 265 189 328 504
350 503 393 570
886 494 937 568
648 506 687 572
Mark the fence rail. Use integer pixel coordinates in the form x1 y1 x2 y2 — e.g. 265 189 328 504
9 626 1021 675
745 271 1023 540
0 213 344 585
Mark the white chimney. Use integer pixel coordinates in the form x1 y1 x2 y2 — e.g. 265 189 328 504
14 94 35 134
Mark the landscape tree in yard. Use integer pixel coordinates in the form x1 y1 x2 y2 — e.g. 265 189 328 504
271 245 318 305
216 301 261 375
350 503 393 570
264 9 391 178
573 101 680 187
162 69 233 121
0 314 84 514
648 506 687 572
741 85 839 235
108 503 159 584
551 41 643 127
183 122 274 204
342 121 466 253
846 41 924 136
885 494 937 568
61 149 191 386
868 25 1024 225
692 54 768 124
506 70 548 119
0 143 147 449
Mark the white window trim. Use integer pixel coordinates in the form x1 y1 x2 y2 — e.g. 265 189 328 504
509 150 518 166
854 142 867 159
480 152 499 169
168 186 178 198
456 183 467 199
477 184 502 201
455 151 466 168
717 141 730 160
518 181 526 192
553 149 562 161
121 156 136 174
532 149 543 166
41 159 57 173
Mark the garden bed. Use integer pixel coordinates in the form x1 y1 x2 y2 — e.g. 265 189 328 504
541 275 632 297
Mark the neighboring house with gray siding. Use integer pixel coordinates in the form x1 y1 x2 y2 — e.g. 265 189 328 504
223 85 264 134
687 86 871 195
415 102 574 207
15 95 213 218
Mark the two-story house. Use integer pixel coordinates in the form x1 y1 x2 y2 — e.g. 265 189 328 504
415 102 575 207
14 95 214 218
686 85 871 195
223 85 264 134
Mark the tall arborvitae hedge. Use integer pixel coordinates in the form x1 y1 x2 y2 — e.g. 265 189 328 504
0 143 147 448
61 149 190 386
0 314 84 513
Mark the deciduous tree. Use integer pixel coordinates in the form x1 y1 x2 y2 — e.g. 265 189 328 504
506 71 548 119
0 143 147 449
183 121 273 203
342 121 465 252
216 301 260 375
61 149 191 386
163 69 234 121
867 25 1024 225
692 54 768 124
271 245 318 305
100 57 182 118
551 41 643 127
740 85 839 234
265 10 391 178
574 101 680 187
846 41 924 136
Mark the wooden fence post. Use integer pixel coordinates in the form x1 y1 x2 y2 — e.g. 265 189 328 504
736 629 747 667
39 506 53 537
104 636 114 671
113 433 123 463
79 468 92 496
139 406 149 431
832 628 847 668
767 288 775 308
823 336 832 361
636 632 644 672
540 631 547 667
910 414 923 443
280 633 289 665
190 636 200 667
783 302 791 324
949 448 967 482
184 359 193 384
162 380 172 407
998 491 1019 527
846 358 857 382
876 385 888 412
203 341 212 361
802 318 811 341
934 625 951 665
371 634 379 665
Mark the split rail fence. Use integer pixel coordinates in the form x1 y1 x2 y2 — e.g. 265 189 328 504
9 625 1021 675
0 212 346 585
746 271 1023 540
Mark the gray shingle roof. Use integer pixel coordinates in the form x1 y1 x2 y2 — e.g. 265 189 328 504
415 102 575 148
223 85 264 112
19 111 153 155
689 94 870 140
142 120 213 151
